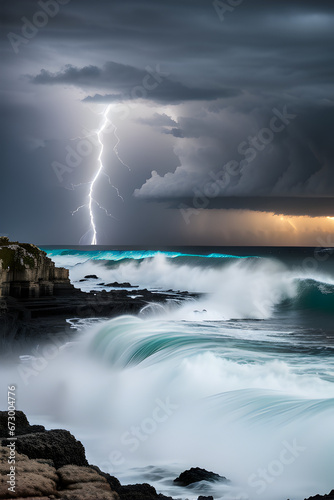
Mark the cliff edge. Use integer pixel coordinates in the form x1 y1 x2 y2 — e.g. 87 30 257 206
0 238 195 353
0 237 73 299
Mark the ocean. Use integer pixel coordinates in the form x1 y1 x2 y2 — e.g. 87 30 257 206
1 246 334 500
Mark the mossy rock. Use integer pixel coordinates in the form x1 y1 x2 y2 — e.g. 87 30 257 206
0 241 43 271
0 236 10 246
0 247 22 270
20 243 46 261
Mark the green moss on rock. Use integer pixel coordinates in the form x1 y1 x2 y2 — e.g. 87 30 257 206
0 237 10 246
0 247 20 270
0 239 42 271
20 243 46 261
23 255 36 269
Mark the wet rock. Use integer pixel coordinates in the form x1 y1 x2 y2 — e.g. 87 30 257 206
89 472 174 500
0 445 118 500
90 465 122 492
2 429 88 469
119 483 173 500
0 411 45 438
198 496 214 500
106 282 137 288
1 282 199 354
84 275 99 279
174 467 227 487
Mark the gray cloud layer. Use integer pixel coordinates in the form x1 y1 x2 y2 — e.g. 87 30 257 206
135 101 334 216
31 62 241 104
1 0 334 243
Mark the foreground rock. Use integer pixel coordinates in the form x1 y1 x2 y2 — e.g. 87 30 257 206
0 412 331 500
12 430 88 469
0 411 44 437
0 411 88 469
105 282 138 288
0 412 174 500
173 467 227 487
0 448 119 499
0 447 173 500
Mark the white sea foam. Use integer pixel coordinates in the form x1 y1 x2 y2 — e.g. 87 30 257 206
2 250 333 500
1 315 333 500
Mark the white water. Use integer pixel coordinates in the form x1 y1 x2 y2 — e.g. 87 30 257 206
1 251 334 499
1 314 334 500
54 253 301 320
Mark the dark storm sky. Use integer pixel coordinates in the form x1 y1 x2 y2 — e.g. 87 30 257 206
1 0 334 245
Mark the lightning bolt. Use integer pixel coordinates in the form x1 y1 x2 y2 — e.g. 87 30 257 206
72 104 129 245
88 105 113 245
111 121 131 172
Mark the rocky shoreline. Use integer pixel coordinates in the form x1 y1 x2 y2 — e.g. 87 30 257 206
0 411 223 500
0 239 195 355
0 412 333 500
1 240 333 499
0 286 194 353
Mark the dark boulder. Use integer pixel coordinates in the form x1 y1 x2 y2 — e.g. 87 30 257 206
90 467 174 499
90 464 122 492
174 467 227 487
84 274 99 279
198 496 214 500
106 281 136 288
119 483 173 500
0 410 45 437
1 429 88 469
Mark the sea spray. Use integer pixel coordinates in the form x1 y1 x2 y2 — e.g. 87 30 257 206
1 248 333 499
1 313 334 499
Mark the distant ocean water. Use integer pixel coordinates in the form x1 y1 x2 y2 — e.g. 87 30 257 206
2 246 334 499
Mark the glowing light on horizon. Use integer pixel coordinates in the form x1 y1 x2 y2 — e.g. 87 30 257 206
279 215 297 231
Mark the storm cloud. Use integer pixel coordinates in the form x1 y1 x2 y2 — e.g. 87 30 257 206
31 62 242 104
1 0 334 244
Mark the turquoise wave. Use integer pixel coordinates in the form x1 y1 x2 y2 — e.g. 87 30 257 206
41 248 250 263
281 279 334 314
